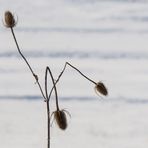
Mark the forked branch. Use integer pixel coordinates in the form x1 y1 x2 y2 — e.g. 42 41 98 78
48 61 102 100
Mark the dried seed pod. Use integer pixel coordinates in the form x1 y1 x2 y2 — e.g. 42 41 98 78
95 82 108 96
54 110 68 130
4 11 16 28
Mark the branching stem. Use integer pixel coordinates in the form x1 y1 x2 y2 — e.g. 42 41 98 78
10 27 51 148
48 62 97 99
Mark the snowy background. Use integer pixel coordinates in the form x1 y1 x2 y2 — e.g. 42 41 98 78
0 0 148 147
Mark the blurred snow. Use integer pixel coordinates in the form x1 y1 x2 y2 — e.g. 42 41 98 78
0 99 148 148
0 0 148 147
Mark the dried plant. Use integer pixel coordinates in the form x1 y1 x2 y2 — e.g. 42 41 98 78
4 10 50 147
95 82 108 96
49 62 108 98
53 109 68 130
4 11 16 28
46 67 69 130
4 10 108 148
4 11 46 100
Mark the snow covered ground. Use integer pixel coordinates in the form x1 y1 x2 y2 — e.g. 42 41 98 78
1 99 148 148
0 0 148 147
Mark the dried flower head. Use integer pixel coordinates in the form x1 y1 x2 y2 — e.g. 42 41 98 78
95 82 108 96
53 109 68 130
4 11 16 28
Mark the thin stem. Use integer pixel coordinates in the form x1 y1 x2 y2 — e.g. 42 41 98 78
47 108 50 148
48 63 67 100
48 62 96 99
46 67 59 110
45 68 50 148
11 28 33 74
66 62 96 84
10 27 46 100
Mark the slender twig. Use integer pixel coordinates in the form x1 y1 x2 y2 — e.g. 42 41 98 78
48 63 67 100
46 67 60 110
10 27 46 100
10 26 52 148
45 68 50 148
66 62 96 84
48 62 97 99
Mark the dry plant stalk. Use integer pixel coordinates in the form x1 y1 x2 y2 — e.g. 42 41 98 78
46 67 68 130
49 62 108 99
4 10 108 148
4 10 51 148
4 11 46 100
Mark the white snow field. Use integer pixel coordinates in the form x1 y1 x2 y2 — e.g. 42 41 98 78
0 0 148 147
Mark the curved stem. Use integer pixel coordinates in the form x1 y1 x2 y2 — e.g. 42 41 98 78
46 67 59 111
48 62 67 100
10 27 46 100
66 62 96 84
48 62 96 99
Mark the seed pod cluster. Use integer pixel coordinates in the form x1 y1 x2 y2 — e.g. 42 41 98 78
4 11 16 28
54 110 67 130
95 82 108 96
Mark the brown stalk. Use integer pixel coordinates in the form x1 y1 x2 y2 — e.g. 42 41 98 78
46 67 60 110
48 62 97 99
4 11 51 148
10 27 46 100
45 67 50 148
